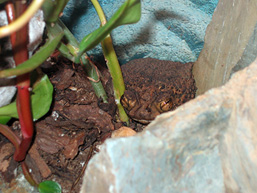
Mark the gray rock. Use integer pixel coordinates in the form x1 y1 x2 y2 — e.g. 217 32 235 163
0 86 16 108
80 57 257 193
62 0 218 64
0 11 16 108
230 23 257 76
193 0 257 95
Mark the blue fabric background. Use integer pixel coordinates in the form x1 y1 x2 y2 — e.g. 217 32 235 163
61 0 218 64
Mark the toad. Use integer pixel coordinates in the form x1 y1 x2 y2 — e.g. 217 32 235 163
120 58 197 124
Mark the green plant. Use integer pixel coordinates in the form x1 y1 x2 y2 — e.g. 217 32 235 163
0 0 141 191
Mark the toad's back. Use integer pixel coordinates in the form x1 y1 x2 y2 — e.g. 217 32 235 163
121 58 197 123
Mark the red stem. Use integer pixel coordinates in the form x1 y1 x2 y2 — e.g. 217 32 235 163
5 2 16 46
5 1 34 162
0 124 21 150
3 1 39 188
0 124 38 187
14 85 34 162
21 161 38 187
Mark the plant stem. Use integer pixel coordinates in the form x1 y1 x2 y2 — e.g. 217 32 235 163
5 2 16 45
51 20 108 102
0 124 21 150
15 85 34 161
21 161 38 187
101 36 129 123
80 55 108 102
91 0 106 23
91 0 129 123
0 124 38 186
8 1 34 162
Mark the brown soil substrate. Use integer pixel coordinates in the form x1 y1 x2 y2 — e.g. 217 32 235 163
0 56 145 193
0 55 197 192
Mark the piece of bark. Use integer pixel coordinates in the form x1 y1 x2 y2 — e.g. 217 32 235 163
0 143 18 183
62 104 114 132
28 143 52 178
63 132 86 159
35 121 70 154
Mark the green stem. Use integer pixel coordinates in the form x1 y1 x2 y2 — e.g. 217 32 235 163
91 0 106 23
91 0 129 123
80 55 108 102
49 20 108 102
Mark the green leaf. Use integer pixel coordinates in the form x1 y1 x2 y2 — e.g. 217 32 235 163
42 0 70 23
0 74 53 121
79 0 141 55
0 116 11 125
38 180 62 193
31 74 54 121
0 0 8 4
0 102 17 119
0 32 64 78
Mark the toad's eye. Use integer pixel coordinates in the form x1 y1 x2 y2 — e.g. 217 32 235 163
155 98 173 113
120 90 137 111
